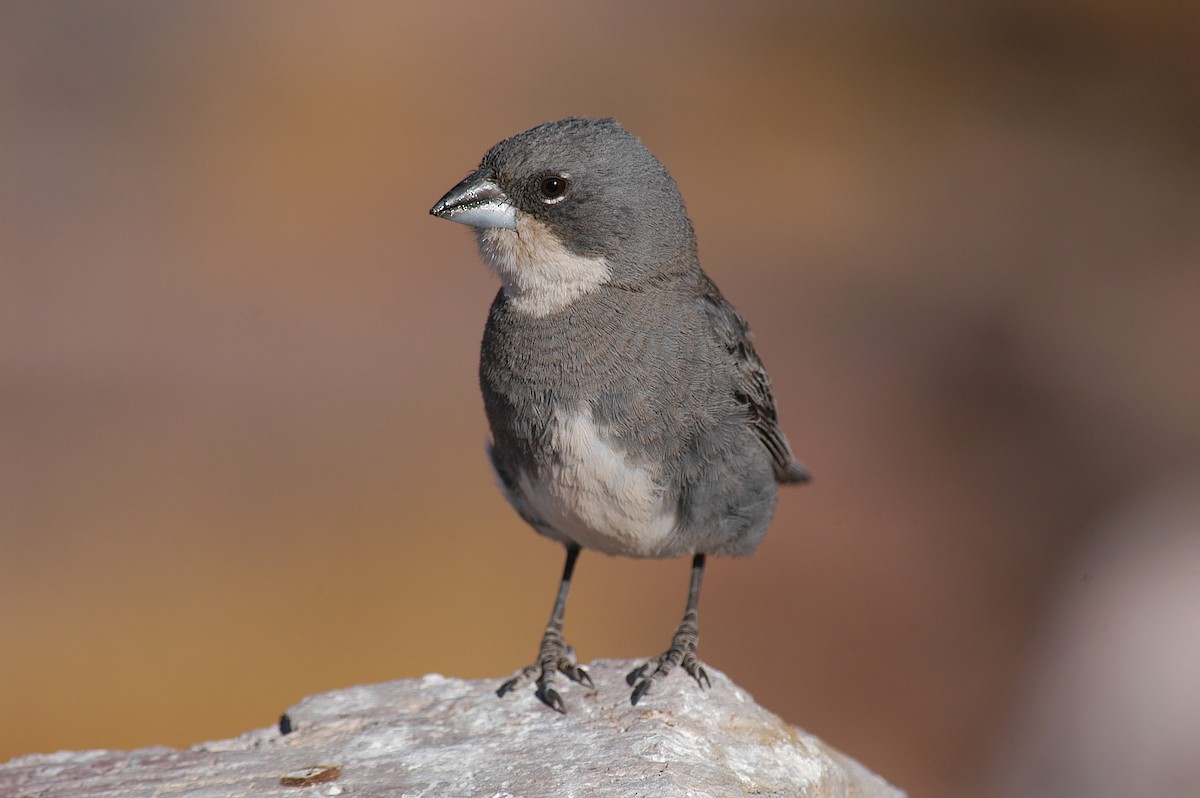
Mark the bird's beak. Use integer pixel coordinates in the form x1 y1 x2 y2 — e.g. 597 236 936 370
429 170 517 230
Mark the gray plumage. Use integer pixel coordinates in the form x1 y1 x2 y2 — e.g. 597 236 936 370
482 267 801 558
430 117 808 710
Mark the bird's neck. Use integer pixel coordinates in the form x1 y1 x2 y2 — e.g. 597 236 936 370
476 218 611 319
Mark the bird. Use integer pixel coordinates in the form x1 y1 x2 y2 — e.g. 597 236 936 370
429 117 809 712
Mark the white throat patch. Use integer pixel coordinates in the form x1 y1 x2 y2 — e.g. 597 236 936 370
476 215 611 317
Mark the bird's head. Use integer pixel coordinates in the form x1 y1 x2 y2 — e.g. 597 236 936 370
431 118 696 315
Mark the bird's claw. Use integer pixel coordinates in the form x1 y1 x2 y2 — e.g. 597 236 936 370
495 672 527 698
628 652 709 704
627 609 708 705
496 626 589 712
562 662 594 689
536 683 565 713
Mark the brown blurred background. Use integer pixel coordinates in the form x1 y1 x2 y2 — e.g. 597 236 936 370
3 2 1199 796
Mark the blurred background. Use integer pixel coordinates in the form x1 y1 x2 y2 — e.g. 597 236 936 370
3 2 1198 796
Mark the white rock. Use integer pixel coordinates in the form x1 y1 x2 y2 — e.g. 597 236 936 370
0 660 902 797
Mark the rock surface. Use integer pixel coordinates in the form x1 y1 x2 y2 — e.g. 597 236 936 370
0 660 902 797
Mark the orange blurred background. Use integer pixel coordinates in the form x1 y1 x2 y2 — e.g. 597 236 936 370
3 3 1199 796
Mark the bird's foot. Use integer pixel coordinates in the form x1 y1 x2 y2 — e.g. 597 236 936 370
496 625 592 713
626 608 710 705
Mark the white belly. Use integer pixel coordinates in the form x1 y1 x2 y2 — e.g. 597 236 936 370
511 405 678 557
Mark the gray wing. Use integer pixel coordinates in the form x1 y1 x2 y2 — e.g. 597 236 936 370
697 274 810 485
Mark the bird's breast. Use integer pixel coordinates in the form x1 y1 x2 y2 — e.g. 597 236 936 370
512 403 678 558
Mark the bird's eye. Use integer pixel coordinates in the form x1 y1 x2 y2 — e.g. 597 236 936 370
537 175 569 203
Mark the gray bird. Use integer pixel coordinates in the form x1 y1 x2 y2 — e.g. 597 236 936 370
430 117 809 712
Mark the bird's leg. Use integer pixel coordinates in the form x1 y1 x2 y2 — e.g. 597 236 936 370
496 543 593 712
627 553 711 705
